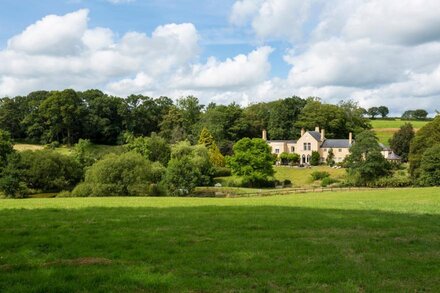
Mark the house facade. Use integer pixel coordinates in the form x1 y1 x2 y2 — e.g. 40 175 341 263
263 127 400 165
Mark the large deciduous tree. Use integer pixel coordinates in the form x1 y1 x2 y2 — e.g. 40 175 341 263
389 123 415 162
346 130 392 185
418 145 440 186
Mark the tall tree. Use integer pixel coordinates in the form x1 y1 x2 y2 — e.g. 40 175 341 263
378 106 389 118
367 107 380 119
198 127 225 167
268 96 306 139
389 123 415 162
346 130 392 185
0 130 14 168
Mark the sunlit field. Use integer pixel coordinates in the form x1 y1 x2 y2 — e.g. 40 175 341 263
1 188 439 292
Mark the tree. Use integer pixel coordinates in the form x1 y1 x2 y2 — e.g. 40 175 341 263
73 139 95 167
389 123 414 162
310 151 321 166
268 96 307 139
413 109 428 120
72 152 163 197
0 129 14 168
409 116 440 180
367 107 380 119
39 89 85 145
378 106 389 118
417 145 440 186
326 148 335 166
346 130 392 185
402 110 415 120
163 141 214 196
226 138 274 187
126 133 171 166
198 128 225 167
0 153 27 198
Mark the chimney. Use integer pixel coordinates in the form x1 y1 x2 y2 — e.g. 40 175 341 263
315 126 320 132
262 129 267 141
301 128 305 137
321 129 325 142
349 132 353 145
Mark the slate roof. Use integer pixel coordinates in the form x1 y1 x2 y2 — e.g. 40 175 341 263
320 139 353 148
308 131 322 141
267 140 297 144
379 143 392 151
387 152 402 160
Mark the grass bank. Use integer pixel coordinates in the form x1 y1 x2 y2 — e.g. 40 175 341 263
0 188 439 292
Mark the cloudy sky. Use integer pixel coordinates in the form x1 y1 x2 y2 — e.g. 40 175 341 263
1 0 439 114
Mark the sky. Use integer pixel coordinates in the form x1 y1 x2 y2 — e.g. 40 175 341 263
1 0 440 115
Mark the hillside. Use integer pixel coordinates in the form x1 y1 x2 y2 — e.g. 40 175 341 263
370 119 429 145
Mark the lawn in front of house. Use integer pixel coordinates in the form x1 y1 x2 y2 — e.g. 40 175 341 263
0 188 439 292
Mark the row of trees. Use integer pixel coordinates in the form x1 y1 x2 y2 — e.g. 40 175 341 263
0 90 371 154
365 106 430 120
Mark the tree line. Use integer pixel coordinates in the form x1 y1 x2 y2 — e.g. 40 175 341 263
0 90 371 154
365 105 429 120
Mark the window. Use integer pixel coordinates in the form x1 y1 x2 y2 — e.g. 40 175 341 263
303 142 311 151
291 146 295 152
275 149 280 154
338 149 342 152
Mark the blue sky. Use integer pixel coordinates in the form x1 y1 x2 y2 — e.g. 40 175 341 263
1 0 440 113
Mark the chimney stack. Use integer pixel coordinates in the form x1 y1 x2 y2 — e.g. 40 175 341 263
315 126 320 132
262 129 267 141
301 128 305 137
349 132 353 145
321 129 325 142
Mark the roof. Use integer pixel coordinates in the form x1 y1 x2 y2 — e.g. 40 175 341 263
379 143 391 151
267 140 297 144
387 152 402 160
321 139 353 149
308 131 322 141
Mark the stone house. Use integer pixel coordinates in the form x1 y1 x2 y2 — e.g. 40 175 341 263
263 127 400 165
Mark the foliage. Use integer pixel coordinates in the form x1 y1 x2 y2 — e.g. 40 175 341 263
311 171 330 181
226 138 274 187
126 133 171 166
310 151 321 166
296 99 370 139
0 129 14 168
402 109 429 120
346 130 392 186
198 127 225 167
279 152 300 166
368 175 413 188
72 152 163 197
321 177 339 187
20 150 83 192
163 142 215 196
409 116 440 180
367 107 380 119
326 148 335 166
377 106 389 118
267 96 307 139
0 153 27 198
389 123 414 162
73 139 95 167
418 145 440 186
213 166 232 177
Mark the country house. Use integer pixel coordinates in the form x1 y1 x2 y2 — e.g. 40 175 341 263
263 127 401 165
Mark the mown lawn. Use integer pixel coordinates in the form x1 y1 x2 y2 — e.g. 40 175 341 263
1 188 439 292
274 166 346 187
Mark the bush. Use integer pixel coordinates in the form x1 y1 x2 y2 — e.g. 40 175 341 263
368 176 413 188
241 174 276 188
321 177 339 187
311 171 330 181
283 179 292 187
20 150 83 192
46 141 60 150
310 151 321 166
72 152 162 197
213 166 232 177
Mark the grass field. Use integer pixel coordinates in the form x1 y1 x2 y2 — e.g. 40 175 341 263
1 188 439 292
275 166 346 187
13 143 124 157
370 119 429 146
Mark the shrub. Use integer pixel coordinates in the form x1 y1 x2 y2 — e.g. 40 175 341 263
241 174 276 188
310 151 321 166
72 152 162 197
283 179 292 187
321 177 339 187
213 166 232 177
368 176 413 188
20 150 83 192
311 171 330 181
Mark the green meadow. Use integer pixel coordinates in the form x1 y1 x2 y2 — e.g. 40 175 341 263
1 188 439 292
370 119 429 145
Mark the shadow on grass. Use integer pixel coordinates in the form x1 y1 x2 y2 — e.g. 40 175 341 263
0 206 439 292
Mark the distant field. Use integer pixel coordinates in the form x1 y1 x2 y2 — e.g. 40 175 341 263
13 143 124 157
0 188 439 292
370 119 429 145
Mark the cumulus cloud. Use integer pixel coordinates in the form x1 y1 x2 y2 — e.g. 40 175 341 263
229 0 440 113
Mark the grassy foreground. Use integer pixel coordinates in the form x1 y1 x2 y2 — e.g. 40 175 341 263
1 188 439 292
